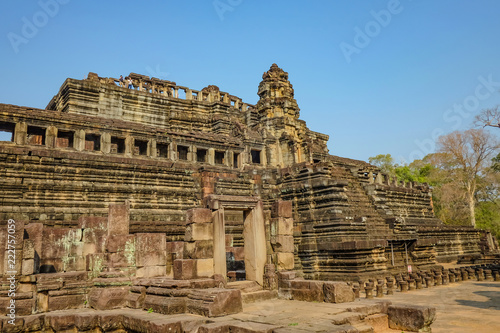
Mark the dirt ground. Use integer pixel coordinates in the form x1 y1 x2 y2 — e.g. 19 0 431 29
232 280 500 332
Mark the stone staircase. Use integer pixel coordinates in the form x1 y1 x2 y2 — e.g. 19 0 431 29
226 280 278 304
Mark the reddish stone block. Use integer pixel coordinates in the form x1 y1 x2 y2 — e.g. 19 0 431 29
74 313 99 331
107 252 130 268
24 314 44 332
388 305 436 332
323 281 355 303
271 235 294 253
78 216 108 230
270 217 294 236
48 294 86 311
22 240 35 259
41 228 82 259
174 259 196 280
185 223 214 241
22 259 35 275
136 265 166 278
143 294 187 315
98 312 124 331
166 241 184 260
1 317 24 332
127 290 146 309
46 313 76 331
106 234 135 253
24 223 43 255
136 234 166 267
186 208 213 224
184 240 214 259
86 253 105 273
271 200 292 218
187 289 242 317
190 279 217 289
233 247 245 260
290 280 324 302
108 202 130 235
136 233 166 252
88 287 129 310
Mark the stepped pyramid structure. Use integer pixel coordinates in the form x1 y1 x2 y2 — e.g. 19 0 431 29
0 64 498 324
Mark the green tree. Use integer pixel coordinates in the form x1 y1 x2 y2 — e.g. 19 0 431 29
368 154 396 179
435 129 500 227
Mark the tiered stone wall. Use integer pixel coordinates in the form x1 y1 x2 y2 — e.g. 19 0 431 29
0 64 494 284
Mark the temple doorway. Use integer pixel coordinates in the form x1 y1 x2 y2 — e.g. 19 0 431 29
206 195 267 285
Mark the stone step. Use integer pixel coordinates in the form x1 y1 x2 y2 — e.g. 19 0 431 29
241 290 278 304
226 280 262 293
352 323 375 333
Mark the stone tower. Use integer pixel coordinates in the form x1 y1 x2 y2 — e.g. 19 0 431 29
255 64 322 167
256 63 300 120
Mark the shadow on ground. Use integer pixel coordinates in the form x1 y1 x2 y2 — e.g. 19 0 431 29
456 289 500 310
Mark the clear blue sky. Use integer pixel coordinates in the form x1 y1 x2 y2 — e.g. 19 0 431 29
2 0 500 163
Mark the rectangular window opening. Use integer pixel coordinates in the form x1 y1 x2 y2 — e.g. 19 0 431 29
251 149 261 164
85 134 100 151
197 148 207 163
111 137 125 154
233 153 240 168
215 151 225 165
56 130 74 148
157 143 168 158
27 126 46 145
0 122 15 142
177 145 189 160
134 139 148 156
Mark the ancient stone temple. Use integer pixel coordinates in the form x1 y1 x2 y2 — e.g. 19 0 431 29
0 64 497 330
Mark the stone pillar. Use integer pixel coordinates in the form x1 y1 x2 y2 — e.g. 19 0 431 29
208 148 215 165
415 277 423 289
243 201 267 286
365 283 374 299
353 284 360 298
476 268 484 281
183 208 214 279
169 142 176 161
376 280 384 297
74 129 85 151
185 89 192 100
101 133 111 154
213 208 225 278
188 145 195 162
270 201 294 272
261 147 267 166
124 136 133 156
46 126 57 148
263 264 278 290
14 122 27 145
386 277 394 295
149 139 157 157
425 276 433 287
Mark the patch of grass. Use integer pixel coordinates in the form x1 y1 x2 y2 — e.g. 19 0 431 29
147 308 154 313
288 323 298 326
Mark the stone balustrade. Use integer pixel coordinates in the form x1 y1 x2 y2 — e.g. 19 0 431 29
87 72 254 112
